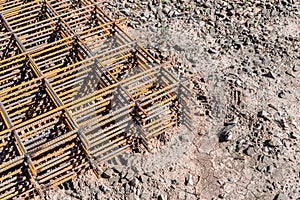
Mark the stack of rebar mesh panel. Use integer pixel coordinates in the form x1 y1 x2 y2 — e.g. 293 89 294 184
0 0 194 199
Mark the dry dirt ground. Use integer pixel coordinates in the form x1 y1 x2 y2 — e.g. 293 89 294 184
46 0 299 200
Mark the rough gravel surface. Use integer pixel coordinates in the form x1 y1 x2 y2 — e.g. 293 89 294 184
46 0 299 200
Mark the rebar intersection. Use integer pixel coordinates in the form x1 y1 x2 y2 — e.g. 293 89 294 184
0 0 193 199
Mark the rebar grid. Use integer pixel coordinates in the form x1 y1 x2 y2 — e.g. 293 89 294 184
0 0 193 199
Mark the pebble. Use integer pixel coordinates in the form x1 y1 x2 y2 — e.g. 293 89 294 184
179 134 189 142
139 175 148 183
145 171 154 177
219 125 236 142
158 194 167 200
102 168 114 179
278 91 285 98
291 119 298 127
185 174 193 186
113 165 124 174
141 192 151 200
289 132 298 140
99 184 111 194
125 169 135 181
267 164 274 173
258 110 269 119
244 146 255 156
274 193 287 200
171 179 180 185
268 138 283 147
292 64 300 72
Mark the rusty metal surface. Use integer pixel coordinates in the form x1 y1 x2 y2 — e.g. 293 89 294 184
0 0 193 199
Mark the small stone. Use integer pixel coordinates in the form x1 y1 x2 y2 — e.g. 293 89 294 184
113 165 124 174
141 192 151 200
244 146 255 156
102 168 114 179
109 177 119 186
258 110 269 119
267 164 274 173
125 170 135 180
291 119 298 127
227 145 235 153
292 64 300 72
236 80 242 87
185 174 193 186
145 171 153 177
139 175 148 183
274 131 282 138
179 134 189 142
120 169 127 179
171 179 179 185
278 91 285 98
262 71 276 79
289 132 298 139
219 125 236 142
228 177 236 182
99 184 111 194
158 194 167 200
208 48 217 54
124 183 131 195
225 118 239 125
274 193 287 200
128 177 138 187
268 138 283 147
96 191 102 200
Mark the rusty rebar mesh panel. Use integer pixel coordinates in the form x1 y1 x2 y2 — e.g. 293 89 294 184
0 0 193 199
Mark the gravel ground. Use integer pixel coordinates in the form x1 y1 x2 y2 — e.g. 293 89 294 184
47 0 299 200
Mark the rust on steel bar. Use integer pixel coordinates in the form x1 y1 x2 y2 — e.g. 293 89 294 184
0 0 193 199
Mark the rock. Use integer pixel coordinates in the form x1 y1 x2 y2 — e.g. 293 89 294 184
262 71 276 79
278 91 285 98
225 118 239 126
125 169 135 180
208 48 217 54
102 168 114 179
244 146 255 156
99 184 111 194
268 138 283 147
179 134 189 142
227 144 235 153
219 125 236 142
228 177 236 182
157 10 165 21
121 169 127 179
124 183 131 195
109 177 119 186
96 191 102 200
274 193 287 200
291 119 298 127
113 165 124 174
258 110 269 119
141 192 151 200
292 64 300 72
128 177 138 187
185 174 193 186
274 131 282 138
267 164 274 173
289 132 299 139
144 171 153 177
139 175 148 183
158 194 167 200
171 179 180 185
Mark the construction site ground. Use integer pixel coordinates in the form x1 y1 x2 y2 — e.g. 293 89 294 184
6 0 300 200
